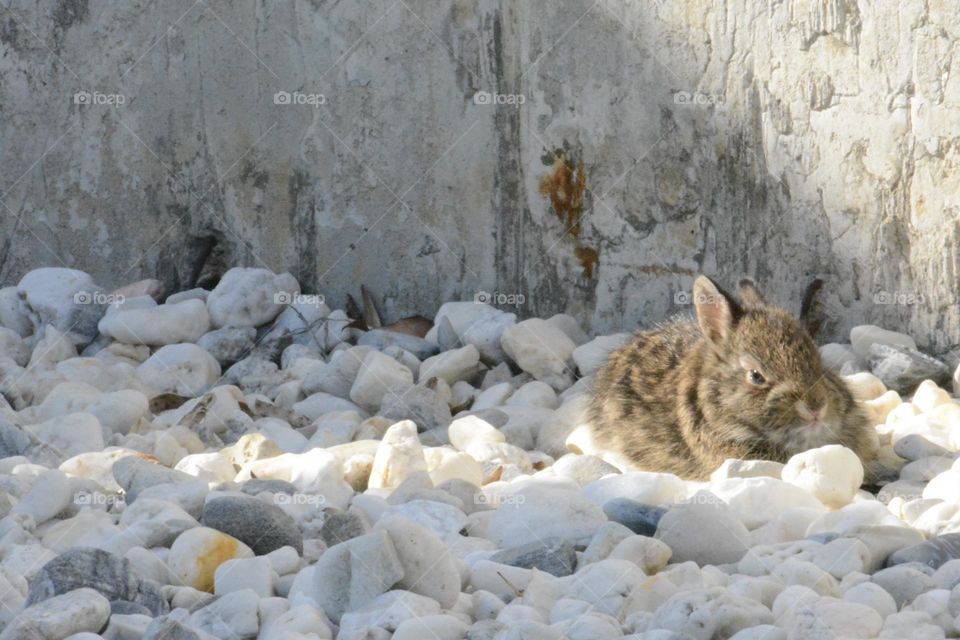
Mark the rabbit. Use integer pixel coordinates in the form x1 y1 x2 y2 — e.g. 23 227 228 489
587 275 878 480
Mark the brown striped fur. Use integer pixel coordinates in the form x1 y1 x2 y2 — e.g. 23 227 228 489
588 276 877 479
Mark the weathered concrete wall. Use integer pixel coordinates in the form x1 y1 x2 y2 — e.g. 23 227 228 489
1 0 957 354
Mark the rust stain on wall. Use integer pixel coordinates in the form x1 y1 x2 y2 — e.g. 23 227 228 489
539 150 587 237
575 246 599 278
539 145 599 279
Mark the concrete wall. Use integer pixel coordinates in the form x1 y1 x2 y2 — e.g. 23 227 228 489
0 0 957 354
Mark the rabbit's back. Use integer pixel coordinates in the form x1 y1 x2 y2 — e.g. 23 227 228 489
588 319 705 476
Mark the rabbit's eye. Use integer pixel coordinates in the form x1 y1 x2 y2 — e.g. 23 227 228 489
747 370 766 386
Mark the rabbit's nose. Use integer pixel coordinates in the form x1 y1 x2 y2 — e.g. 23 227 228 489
796 401 824 423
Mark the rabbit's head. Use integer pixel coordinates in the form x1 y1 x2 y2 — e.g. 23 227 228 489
692 276 869 455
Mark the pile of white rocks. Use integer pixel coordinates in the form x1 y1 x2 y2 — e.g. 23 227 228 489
0 267 958 639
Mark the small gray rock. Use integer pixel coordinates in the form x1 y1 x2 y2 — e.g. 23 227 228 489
359 329 439 360
202 495 303 554
240 478 298 496
143 615 212 640
320 509 369 547
654 496 751 566
112 455 194 503
197 325 257 366
488 537 577 577
110 600 153 616
379 382 452 431
868 343 951 393
894 434 951 462
27 547 168 616
844 525 926 572
436 316 459 351
603 498 667 536
0 416 63 468
871 565 936 608
888 533 960 571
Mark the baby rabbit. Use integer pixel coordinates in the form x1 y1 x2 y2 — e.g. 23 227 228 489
588 276 877 480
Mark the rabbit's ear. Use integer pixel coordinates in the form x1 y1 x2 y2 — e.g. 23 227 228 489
694 276 742 344
800 278 825 338
737 278 766 306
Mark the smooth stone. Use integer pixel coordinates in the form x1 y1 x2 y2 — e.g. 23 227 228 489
10 468 71 525
214 556 276 597
460 311 516 365
393 614 470 640
654 496 751 566
648 587 773 640
379 382 452 431
0 588 110 640
98 299 210 346
196 325 257 366
608 535 673 574
708 477 825 529
552 454 620 486
872 565 936 608
17 268 105 346
448 415 506 451
895 434 951 461
112 455 194 503
484 484 607 547
782 445 864 509
603 499 668 535
167 527 254 592
784 597 883 639
374 514 461 608
206 268 299 328
0 415 63 468
368 420 428 490
488 537 577 577
843 581 898 618
26 412 104 458
293 393 365 422
843 371 889 401
500 319 576 391
888 534 960 570
571 333 631 377
201 494 304 554
582 472 686 507
385 499 467 540
419 345 481 385
349 351 414 413
320 510 369 547
843 525 927 571
186 588 260 638
118 498 199 548
359 329 439 360
0 326 29 366
710 459 785 481
850 324 918 359
136 344 221 396
26 547 168 616
868 343 950 394
337 590 442 640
